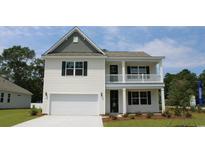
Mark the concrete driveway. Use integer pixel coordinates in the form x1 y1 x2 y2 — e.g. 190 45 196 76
14 115 103 127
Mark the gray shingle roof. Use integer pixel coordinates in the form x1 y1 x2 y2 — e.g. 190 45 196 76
46 52 104 56
45 51 152 57
105 51 151 57
0 77 32 95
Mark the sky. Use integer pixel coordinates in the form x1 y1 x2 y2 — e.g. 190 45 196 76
0 26 205 75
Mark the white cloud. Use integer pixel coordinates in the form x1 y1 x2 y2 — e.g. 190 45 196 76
0 26 66 38
0 27 42 37
0 43 5 53
99 27 142 50
99 28 205 69
139 38 205 68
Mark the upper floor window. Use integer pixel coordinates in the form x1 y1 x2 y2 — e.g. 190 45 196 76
0 93 4 103
62 61 87 76
7 94 11 103
75 62 83 76
127 66 150 74
66 62 74 75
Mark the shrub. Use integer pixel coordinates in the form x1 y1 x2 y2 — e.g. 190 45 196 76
162 110 172 118
110 115 117 120
37 108 42 115
122 114 129 118
197 106 202 113
174 106 182 117
146 112 154 119
135 112 142 117
128 114 135 119
190 106 196 112
30 105 38 116
185 112 192 118
30 106 42 116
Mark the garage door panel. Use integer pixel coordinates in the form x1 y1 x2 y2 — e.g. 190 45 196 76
50 94 99 115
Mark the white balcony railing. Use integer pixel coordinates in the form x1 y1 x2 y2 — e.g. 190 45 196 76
106 74 123 83
106 74 161 83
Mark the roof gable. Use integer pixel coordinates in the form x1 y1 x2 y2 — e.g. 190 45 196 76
43 27 105 56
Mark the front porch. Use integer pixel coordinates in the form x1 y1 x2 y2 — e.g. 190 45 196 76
105 88 165 114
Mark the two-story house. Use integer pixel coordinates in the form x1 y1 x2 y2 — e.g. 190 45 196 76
42 27 165 116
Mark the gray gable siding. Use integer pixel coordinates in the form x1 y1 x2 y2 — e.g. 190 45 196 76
50 32 100 54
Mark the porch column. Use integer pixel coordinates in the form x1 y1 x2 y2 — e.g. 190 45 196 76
159 60 164 82
122 88 127 114
161 88 165 113
122 61 126 83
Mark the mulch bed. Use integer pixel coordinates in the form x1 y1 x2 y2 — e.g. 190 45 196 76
102 114 191 123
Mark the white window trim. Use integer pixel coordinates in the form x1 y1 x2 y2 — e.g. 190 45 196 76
139 91 149 105
75 61 84 76
64 61 85 77
129 66 148 75
65 61 74 76
129 91 150 105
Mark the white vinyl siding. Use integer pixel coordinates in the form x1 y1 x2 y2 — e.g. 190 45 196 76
0 91 31 109
43 58 105 114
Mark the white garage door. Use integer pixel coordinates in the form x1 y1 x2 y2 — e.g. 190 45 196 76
50 94 99 115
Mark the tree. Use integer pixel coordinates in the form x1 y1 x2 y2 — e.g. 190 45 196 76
164 73 176 99
29 58 44 102
199 70 205 99
0 46 35 82
168 79 194 107
177 69 198 97
0 46 44 102
164 69 198 101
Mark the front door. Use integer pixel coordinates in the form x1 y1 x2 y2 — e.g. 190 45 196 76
110 90 119 113
110 65 118 82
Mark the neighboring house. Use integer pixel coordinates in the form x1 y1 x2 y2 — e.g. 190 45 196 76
0 77 32 109
42 27 165 115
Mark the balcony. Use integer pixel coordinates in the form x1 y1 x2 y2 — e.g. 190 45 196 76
106 74 162 83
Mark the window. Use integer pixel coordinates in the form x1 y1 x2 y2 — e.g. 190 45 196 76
73 36 79 43
140 92 148 105
7 94 11 103
139 66 147 74
66 62 74 76
127 66 150 74
128 91 151 105
62 61 87 76
132 92 139 105
0 93 4 103
130 66 138 74
75 62 83 76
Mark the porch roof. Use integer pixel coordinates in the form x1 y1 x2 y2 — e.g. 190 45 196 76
106 83 164 89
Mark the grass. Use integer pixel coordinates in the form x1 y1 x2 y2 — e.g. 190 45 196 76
0 109 40 127
103 113 205 127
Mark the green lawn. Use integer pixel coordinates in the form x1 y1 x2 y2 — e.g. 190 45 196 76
0 109 40 127
104 113 205 127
